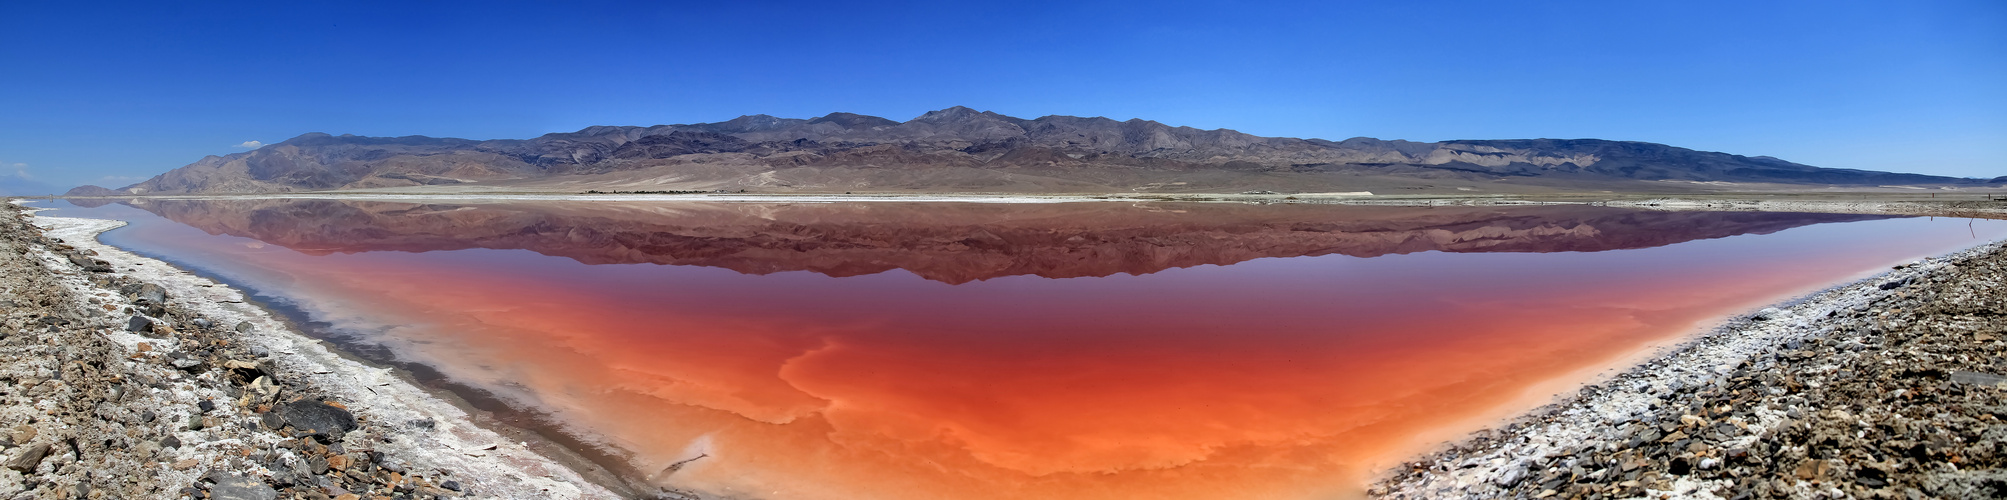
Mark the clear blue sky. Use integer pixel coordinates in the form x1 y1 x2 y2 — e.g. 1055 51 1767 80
1 0 2002 191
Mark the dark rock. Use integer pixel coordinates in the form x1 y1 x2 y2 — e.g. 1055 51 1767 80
124 315 152 333
197 400 215 413
259 412 283 431
161 435 181 449
234 321 254 333
1856 467 1889 488
276 400 357 441
440 480 461 492
65 253 111 273
139 410 155 423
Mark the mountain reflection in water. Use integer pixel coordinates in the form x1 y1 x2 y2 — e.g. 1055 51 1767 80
68 199 1993 500
116 199 1889 283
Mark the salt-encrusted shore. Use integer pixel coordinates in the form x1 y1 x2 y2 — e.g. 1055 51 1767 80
1373 240 2007 499
12 193 2005 499
0 200 626 499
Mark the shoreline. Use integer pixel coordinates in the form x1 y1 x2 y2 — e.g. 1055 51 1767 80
44 192 2007 221
157 257 672 499
0 200 629 499
1371 239 2007 499
5 194 2002 499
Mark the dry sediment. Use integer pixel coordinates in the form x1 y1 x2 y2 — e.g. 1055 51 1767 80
0 200 623 499
1375 240 2007 499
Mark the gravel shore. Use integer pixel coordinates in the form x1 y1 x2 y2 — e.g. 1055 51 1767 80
0 201 622 499
1373 239 2007 499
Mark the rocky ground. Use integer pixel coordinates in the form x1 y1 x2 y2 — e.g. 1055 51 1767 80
0 201 622 499
1374 240 2007 499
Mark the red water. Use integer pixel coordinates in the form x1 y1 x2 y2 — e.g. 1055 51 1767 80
56 200 2007 499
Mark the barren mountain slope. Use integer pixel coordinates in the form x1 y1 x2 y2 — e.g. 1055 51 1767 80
78 107 1990 196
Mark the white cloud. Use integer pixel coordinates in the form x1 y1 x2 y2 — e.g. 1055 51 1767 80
99 175 143 182
234 140 264 149
3 162 28 180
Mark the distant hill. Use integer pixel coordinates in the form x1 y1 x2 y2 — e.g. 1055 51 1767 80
63 185 118 197
85 107 1991 196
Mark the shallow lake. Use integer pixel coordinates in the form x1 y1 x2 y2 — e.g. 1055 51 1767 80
44 199 2007 499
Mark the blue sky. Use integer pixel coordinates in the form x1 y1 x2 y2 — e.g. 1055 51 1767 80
1 0 2001 191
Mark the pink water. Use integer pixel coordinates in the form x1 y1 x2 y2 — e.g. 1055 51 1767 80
51 199 2007 499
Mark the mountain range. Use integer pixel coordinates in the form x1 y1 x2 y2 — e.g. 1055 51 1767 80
67 107 1998 196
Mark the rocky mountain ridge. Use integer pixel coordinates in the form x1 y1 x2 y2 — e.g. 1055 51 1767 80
69 107 1990 196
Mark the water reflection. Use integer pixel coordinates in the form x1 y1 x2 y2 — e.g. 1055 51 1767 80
56 199 1995 500
116 199 1889 282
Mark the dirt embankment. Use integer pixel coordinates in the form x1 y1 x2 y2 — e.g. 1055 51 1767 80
1375 241 2007 499
0 201 624 499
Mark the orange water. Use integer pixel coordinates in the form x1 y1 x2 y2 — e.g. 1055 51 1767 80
60 200 2007 499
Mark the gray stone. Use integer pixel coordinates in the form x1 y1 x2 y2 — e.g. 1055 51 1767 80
1950 371 2007 387
5 443 50 472
206 472 278 500
169 353 204 370
128 283 168 306
124 315 152 333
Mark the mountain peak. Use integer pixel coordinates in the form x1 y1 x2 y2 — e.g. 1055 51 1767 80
808 112 898 129
280 132 333 144
912 106 984 122
710 114 804 132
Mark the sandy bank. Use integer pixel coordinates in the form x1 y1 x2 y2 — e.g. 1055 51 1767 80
1374 240 2007 499
0 200 624 499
